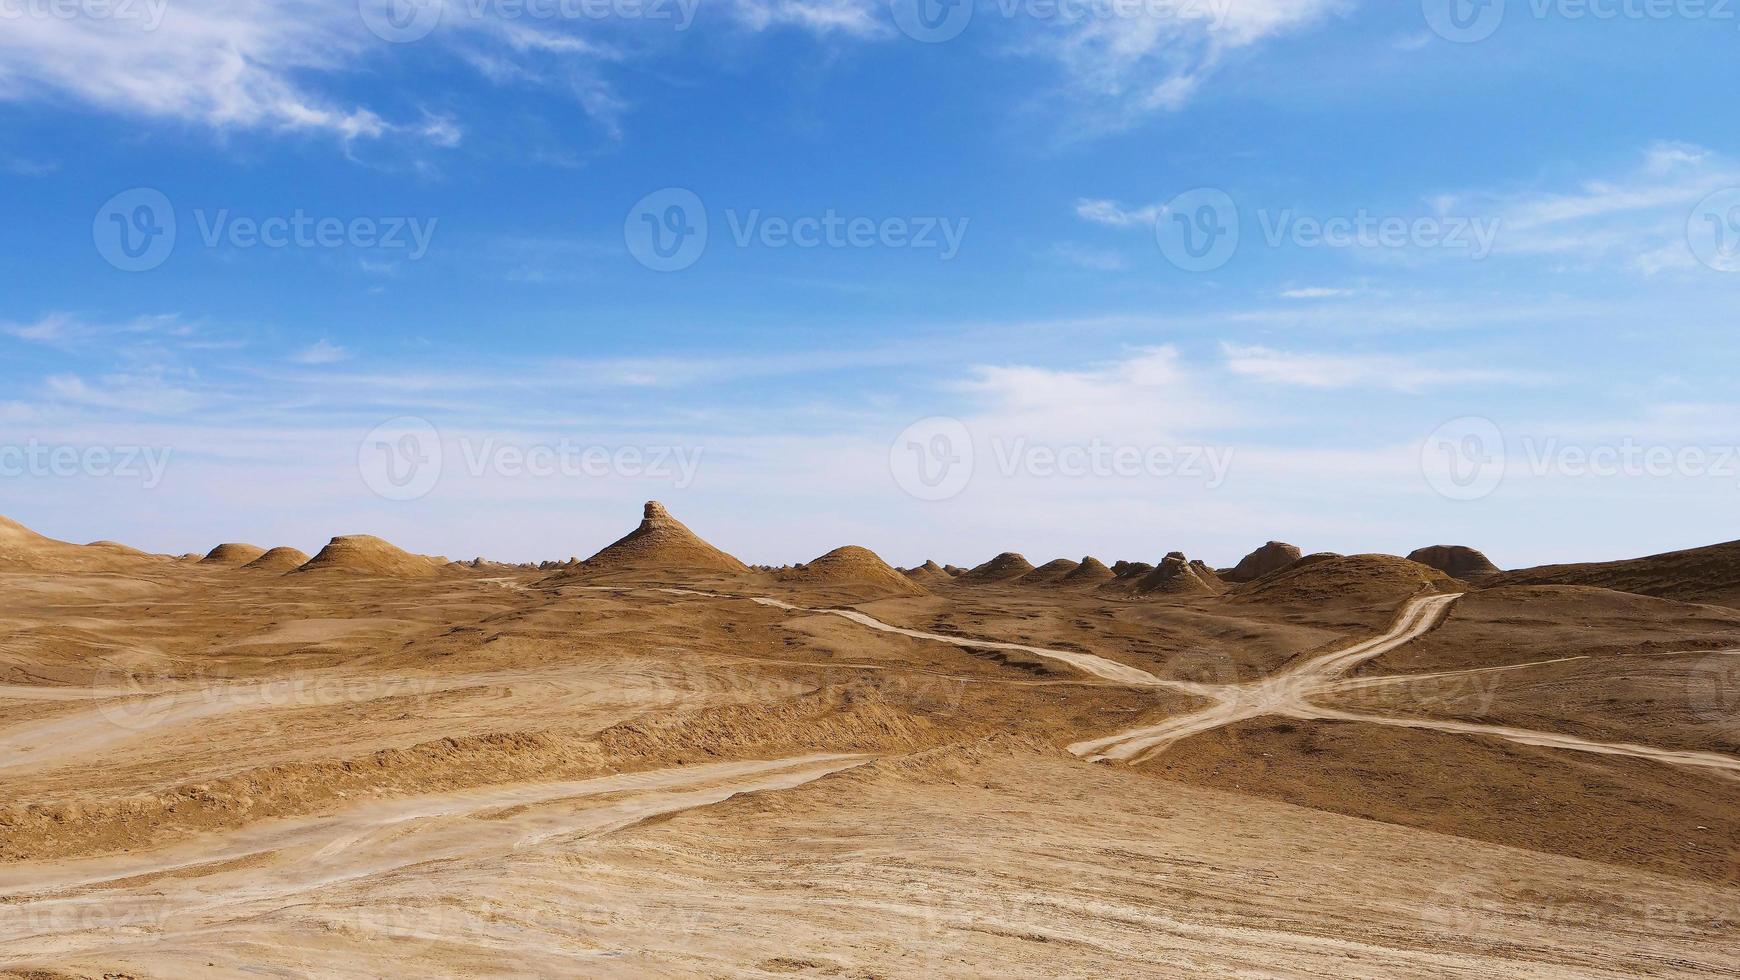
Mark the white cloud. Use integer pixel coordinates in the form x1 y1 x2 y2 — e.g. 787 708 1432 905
1221 343 1542 392
1015 0 1346 130
293 340 352 365
1074 198 1162 228
1279 286 1355 299
1443 141 1740 274
1049 242 1131 271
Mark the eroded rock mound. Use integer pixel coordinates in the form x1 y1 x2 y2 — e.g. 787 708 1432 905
1408 545 1501 580
1020 559 1081 585
577 501 750 576
295 535 443 578
1134 552 1223 596
1223 541 1304 583
242 547 311 572
784 546 926 596
1062 556 1115 586
200 543 267 566
902 560 954 586
961 552 1037 583
1233 553 1454 608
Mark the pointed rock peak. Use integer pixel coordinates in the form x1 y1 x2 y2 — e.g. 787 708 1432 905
644 500 673 522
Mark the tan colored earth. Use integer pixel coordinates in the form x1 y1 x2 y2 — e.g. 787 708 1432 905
1 505 1737 978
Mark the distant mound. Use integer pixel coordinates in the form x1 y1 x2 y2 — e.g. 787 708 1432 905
942 565 967 577
1020 559 1080 585
783 546 925 596
575 501 749 577
295 535 442 578
0 516 156 572
200 543 267 566
1111 560 1153 580
1486 539 1740 609
242 547 311 572
1132 552 1223 596
961 552 1036 583
1407 545 1501 580
1061 556 1115 586
1222 541 1303 583
1234 554 1454 608
902 560 953 586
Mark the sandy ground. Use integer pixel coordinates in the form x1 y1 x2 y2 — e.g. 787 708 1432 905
3 560 1739 977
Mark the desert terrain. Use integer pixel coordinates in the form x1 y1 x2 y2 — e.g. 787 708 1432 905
1 504 1737 978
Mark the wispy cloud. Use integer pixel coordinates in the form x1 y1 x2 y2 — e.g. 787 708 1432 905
1074 198 1162 228
292 339 351 365
1279 286 1356 299
1221 343 1546 392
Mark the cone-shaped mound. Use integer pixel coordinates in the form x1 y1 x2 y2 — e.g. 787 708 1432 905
1222 541 1304 583
242 547 311 572
201 543 267 566
1019 559 1081 585
1062 556 1115 586
295 535 442 578
86 540 153 557
1486 538 1740 608
902 560 953 586
942 564 967 577
783 546 926 596
962 552 1036 583
1111 560 1154 579
1132 552 1223 596
1233 553 1454 607
579 501 749 576
1407 545 1501 580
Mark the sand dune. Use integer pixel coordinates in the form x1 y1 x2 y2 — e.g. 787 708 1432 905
200 543 267 566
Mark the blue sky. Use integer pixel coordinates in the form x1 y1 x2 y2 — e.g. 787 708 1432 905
3 0 1739 568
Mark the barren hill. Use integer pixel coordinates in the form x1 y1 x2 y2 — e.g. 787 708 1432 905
1132 553 1223 596
1020 559 1081 585
1408 545 1501 580
201 543 267 566
295 535 442 578
1234 554 1454 610
962 552 1036 583
1486 539 1740 608
902 560 953 586
576 501 750 576
0 516 153 572
242 547 312 573
1223 542 1304 583
784 546 926 596
1062 556 1115 586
